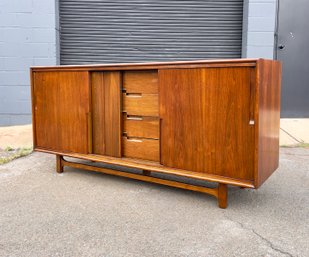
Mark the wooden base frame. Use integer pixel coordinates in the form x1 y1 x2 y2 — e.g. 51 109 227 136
56 155 228 208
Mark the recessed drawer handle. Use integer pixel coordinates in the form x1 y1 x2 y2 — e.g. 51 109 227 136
126 138 143 143
126 115 143 121
125 93 142 97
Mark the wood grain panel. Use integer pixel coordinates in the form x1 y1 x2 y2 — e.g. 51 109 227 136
256 59 281 188
104 72 122 157
123 93 158 116
33 71 89 153
91 72 105 154
123 114 159 139
122 136 159 162
91 71 121 157
159 67 255 180
123 70 158 94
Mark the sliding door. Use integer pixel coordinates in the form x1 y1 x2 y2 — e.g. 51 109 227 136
33 71 90 154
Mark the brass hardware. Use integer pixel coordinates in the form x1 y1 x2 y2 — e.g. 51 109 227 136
126 137 143 143
126 115 143 121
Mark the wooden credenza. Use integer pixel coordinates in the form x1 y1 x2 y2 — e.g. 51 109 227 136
31 59 281 208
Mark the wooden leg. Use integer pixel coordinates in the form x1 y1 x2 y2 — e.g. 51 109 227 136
56 157 230 208
56 155 64 173
218 183 228 209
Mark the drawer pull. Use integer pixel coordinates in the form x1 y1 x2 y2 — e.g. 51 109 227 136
125 93 142 97
126 115 143 121
126 138 143 143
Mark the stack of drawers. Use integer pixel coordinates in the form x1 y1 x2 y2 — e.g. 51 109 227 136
122 70 160 162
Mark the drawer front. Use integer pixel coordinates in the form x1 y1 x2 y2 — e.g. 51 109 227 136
122 136 159 162
123 114 159 139
123 93 158 116
123 70 158 94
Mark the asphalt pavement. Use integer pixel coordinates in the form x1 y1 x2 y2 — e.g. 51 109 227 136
0 147 308 257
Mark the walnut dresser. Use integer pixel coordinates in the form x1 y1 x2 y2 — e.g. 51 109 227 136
31 59 281 208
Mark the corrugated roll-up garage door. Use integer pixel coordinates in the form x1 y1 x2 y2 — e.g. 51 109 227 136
59 0 244 64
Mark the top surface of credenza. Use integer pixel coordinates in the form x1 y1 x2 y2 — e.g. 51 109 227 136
31 58 261 71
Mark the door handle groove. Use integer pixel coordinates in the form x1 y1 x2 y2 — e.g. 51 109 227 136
125 93 142 97
126 115 143 121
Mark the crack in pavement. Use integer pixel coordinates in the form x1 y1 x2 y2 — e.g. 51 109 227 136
225 216 293 257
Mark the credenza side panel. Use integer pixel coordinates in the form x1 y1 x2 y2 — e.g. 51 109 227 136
33 71 90 154
159 67 255 181
91 71 122 157
256 59 282 187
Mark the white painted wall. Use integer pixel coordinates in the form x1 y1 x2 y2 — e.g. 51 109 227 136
242 0 277 59
0 0 57 125
0 0 278 125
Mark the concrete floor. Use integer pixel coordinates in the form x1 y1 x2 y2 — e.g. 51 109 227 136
0 148 308 257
